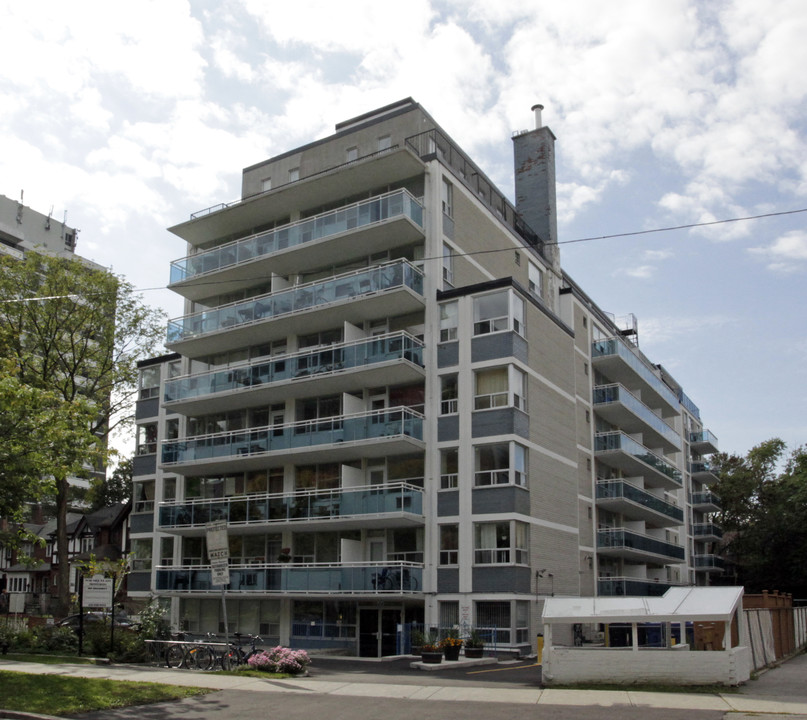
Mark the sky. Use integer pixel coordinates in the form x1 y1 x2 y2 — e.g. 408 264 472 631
1 0 805 460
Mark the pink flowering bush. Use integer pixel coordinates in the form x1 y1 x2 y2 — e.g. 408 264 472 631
247 646 311 674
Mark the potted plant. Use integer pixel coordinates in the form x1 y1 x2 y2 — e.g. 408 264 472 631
464 628 485 659
420 631 442 664
440 634 463 661
410 629 426 656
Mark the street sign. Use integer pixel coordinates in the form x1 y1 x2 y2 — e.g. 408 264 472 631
206 520 230 586
83 575 113 608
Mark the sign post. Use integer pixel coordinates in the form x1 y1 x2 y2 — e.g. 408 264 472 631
206 521 230 653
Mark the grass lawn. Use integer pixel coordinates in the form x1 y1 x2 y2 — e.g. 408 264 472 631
0 670 209 715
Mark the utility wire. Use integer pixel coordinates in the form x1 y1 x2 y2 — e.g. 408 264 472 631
3 207 805 304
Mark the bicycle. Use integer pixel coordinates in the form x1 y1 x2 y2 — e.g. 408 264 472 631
373 567 419 591
165 633 218 671
220 632 263 670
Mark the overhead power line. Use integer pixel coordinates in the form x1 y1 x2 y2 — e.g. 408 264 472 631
2 207 805 304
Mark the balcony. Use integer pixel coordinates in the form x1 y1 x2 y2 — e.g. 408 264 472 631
693 554 725 573
155 561 423 597
693 523 723 541
158 482 424 534
166 260 425 357
169 189 425 302
689 429 718 454
592 338 679 415
690 461 719 482
170 144 426 246
161 406 425 473
597 528 685 563
596 480 683 526
690 491 721 512
163 332 425 415
595 432 682 490
597 577 679 597
593 384 681 452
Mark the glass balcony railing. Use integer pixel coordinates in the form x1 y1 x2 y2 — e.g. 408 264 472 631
597 528 685 560
593 384 681 448
690 461 718 477
690 491 721 509
592 338 679 409
689 429 718 448
155 561 423 593
595 432 682 485
170 189 423 284
693 523 723 539
162 406 424 466
694 554 725 570
164 332 424 404
596 480 683 522
597 577 676 597
158 482 423 529
166 260 424 344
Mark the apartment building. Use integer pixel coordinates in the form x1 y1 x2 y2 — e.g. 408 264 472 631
129 98 721 656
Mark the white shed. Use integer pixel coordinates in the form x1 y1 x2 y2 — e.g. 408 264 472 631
541 586 751 686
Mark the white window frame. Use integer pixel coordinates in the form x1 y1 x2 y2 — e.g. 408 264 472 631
528 261 543 301
474 366 527 411
473 290 525 338
473 521 529 565
473 442 528 488
439 301 458 343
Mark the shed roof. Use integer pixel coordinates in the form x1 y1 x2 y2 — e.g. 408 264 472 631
542 586 744 624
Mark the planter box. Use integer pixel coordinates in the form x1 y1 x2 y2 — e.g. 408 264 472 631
421 651 443 664
464 647 484 659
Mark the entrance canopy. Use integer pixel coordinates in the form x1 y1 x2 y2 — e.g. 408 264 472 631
542 586 744 625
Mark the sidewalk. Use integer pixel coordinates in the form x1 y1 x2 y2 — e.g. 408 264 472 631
2 653 807 717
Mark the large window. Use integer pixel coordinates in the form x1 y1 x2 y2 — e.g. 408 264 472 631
131 538 153 571
439 301 458 342
528 262 543 301
473 291 525 337
136 423 158 455
139 366 160 399
441 374 458 414
442 243 454 289
439 525 459 565
442 178 453 217
476 601 510 644
440 448 459 489
474 366 527 411
474 442 527 487
133 480 155 512
474 521 528 564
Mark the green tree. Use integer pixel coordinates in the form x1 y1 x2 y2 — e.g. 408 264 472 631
87 457 133 512
0 253 164 614
712 439 807 595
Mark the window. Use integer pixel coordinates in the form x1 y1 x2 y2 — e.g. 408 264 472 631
136 423 158 455
139 366 160 399
528 262 543 301
165 417 179 440
288 167 299 182
440 448 459 489
133 481 155 512
441 375 458 415
131 538 152 571
377 135 391 151
474 521 528 564
162 477 176 501
442 243 454 288
261 177 272 192
346 146 358 162
473 291 524 337
474 442 527 487
442 178 453 217
160 537 174 565
474 366 527 411
440 525 459 565
439 301 458 342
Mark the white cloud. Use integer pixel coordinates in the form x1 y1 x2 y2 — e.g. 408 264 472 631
749 230 807 272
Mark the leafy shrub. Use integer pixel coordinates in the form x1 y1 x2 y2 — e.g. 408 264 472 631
247 646 310 674
33 625 78 653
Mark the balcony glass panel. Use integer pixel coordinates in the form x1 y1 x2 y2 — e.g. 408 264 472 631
689 429 718 448
167 261 423 344
170 189 423 284
596 481 683 522
155 562 422 593
597 528 685 560
158 483 422 528
690 491 721 508
597 577 675 597
162 407 423 465
694 554 725 570
592 338 679 409
164 333 423 403
593 384 680 448
690 461 717 476
693 523 723 539
595 432 682 485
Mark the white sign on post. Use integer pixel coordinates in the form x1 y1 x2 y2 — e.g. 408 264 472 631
84 574 113 608
206 520 230 586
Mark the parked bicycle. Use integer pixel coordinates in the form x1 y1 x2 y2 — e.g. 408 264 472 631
164 632 218 671
220 632 263 670
373 567 418 591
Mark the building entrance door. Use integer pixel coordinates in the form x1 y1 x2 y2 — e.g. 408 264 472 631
358 607 402 657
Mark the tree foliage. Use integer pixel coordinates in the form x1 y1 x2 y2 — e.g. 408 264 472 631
711 439 807 595
0 253 165 613
87 457 133 512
